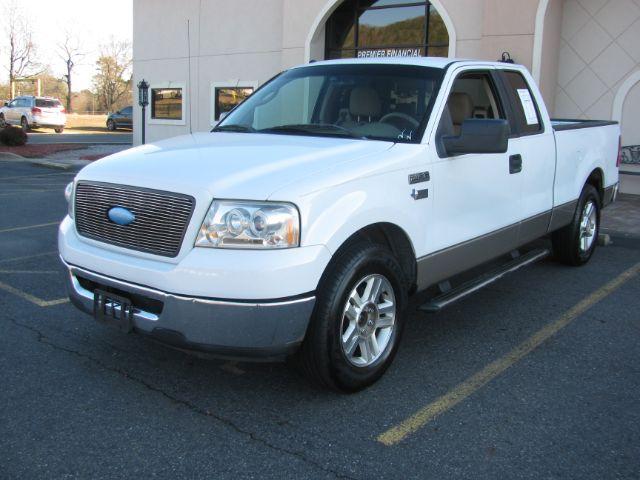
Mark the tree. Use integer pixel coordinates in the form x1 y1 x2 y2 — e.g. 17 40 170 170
57 33 84 112
3 1 42 95
92 39 132 112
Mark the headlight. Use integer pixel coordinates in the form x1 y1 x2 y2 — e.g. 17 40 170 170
64 182 75 218
195 200 300 249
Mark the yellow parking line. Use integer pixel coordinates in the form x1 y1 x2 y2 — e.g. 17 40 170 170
377 261 640 446
0 172 74 181
0 190 57 197
0 222 59 234
0 279 68 307
0 251 57 264
0 269 58 274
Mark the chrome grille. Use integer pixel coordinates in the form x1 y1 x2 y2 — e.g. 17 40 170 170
74 182 195 257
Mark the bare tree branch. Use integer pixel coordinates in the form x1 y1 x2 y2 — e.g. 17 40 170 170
3 0 43 92
57 31 85 112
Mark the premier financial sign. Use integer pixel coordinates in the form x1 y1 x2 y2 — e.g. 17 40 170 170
357 48 421 58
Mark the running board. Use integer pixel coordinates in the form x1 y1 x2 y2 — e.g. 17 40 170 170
419 248 550 313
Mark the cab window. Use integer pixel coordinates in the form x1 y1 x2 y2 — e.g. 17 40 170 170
500 71 542 135
438 71 505 137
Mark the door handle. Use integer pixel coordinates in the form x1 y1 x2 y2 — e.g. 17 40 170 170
509 154 522 174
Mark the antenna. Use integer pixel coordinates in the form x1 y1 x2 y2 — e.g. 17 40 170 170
187 19 192 134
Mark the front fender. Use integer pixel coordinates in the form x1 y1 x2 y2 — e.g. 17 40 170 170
298 168 427 256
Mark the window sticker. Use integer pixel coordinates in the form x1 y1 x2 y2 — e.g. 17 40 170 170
516 88 539 125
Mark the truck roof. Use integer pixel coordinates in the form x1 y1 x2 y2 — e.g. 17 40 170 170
302 57 526 71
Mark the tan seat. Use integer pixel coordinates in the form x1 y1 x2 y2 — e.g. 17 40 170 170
349 87 381 122
447 92 474 135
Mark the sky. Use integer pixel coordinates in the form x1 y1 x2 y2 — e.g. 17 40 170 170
1 0 133 91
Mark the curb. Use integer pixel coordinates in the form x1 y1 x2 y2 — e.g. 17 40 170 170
0 152 72 170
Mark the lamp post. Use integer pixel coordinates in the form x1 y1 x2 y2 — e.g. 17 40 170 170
137 79 149 144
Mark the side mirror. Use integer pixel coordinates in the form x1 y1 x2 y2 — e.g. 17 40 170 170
3 102 8 107
116 110 121 115
442 119 509 156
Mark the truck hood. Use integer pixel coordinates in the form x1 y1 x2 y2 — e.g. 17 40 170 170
77 132 393 200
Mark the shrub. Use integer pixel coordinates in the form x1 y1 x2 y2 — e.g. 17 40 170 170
0 125 28 146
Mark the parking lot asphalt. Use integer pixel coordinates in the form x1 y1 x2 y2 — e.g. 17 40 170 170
1 159 639 479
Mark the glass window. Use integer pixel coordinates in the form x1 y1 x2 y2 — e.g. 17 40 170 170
325 1 448 60
216 64 444 144
214 87 254 121
440 72 505 137
35 99 62 108
369 0 416 6
501 71 542 134
358 6 425 47
151 88 183 120
121 106 132 115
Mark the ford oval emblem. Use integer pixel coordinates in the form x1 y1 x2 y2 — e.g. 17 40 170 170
107 206 135 226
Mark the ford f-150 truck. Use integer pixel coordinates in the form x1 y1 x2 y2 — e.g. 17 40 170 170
59 58 620 392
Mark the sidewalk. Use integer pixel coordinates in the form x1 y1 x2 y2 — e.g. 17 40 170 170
601 193 640 239
620 163 640 195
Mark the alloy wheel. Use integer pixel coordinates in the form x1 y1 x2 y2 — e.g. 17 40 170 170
579 200 597 252
340 273 396 367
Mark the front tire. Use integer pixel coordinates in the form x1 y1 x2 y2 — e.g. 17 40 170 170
106 119 116 131
54 127 64 134
552 184 600 266
0 114 5 128
297 242 407 392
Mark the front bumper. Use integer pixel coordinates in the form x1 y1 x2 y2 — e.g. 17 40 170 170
61 258 316 359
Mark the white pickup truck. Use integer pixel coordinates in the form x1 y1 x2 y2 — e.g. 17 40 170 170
59 58 620 392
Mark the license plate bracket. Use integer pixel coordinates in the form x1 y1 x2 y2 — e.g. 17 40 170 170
93 289 134 333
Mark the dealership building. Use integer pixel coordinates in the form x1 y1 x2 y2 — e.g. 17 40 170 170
132 0 640 185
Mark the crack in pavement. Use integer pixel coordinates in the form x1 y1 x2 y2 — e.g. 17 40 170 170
7 317 359 480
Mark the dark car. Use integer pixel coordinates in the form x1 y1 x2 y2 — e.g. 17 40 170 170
106 106 132 131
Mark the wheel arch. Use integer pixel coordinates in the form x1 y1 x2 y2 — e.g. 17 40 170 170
585 168 604 205
326 222 417 293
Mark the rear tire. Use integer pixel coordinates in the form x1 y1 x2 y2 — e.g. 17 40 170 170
0 114 5 128
20 116 29 132
552 184 600 266
54 127 64 134
296 242 407 393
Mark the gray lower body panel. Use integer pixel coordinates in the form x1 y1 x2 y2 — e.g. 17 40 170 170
416 182 619 291
61 258 315 359
602 183 619 208
547 200 578 233
416 209 557 291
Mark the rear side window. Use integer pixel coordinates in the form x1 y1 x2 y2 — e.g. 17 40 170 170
501 71 542 135
36 99 62 108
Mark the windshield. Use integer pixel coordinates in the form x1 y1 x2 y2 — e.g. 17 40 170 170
35 99 62 108
215 63 444 143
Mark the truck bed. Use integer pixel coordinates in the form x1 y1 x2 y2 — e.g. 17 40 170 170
551 118 618 131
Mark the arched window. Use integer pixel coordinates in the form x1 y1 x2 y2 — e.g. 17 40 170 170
325 0 449 60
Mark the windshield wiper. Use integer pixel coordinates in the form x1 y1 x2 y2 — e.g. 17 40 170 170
212 124 255 133
258 124 367 140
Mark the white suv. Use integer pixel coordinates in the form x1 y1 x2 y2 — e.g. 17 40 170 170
0 96 66 133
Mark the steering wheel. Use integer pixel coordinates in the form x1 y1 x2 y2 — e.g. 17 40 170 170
380 112 420 131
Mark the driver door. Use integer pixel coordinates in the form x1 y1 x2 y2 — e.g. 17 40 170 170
5 99 19 124
425 68 522 270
